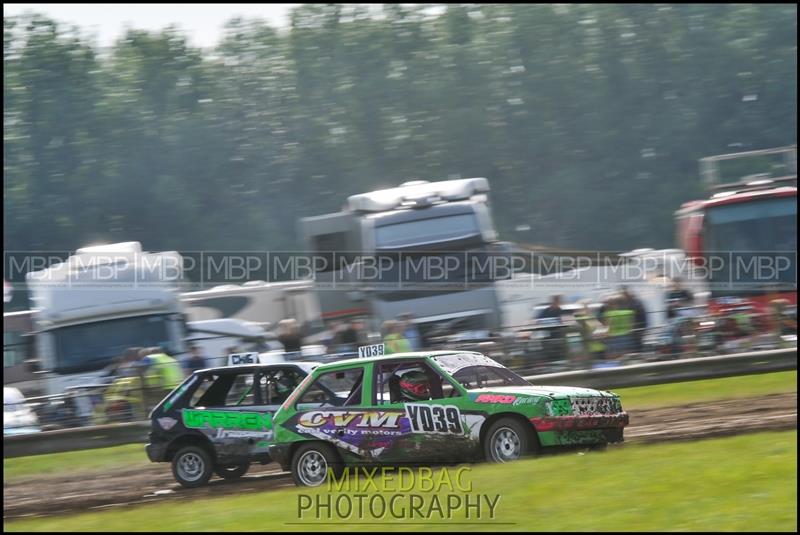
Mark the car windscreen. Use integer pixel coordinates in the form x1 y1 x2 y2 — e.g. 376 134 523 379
450 365 530 390
375 213 481 249
53 315 174 374
706 197 796 253
705 197 797 295
296 367 364 408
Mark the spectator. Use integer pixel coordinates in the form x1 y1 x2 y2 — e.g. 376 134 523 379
277 318 303 353
320 322 338 352
184 345 208 375
335 321 359 352
103 346 141 379
139 347 183 410
398 312 423 351
771 299 797 336
93 347 145 424
537 295 567 362
574 303 605 366
537 294 565 321
603 296 635 361
666 277 694 319
383 320 412 354
620 286 648 353
719 315 747 342
351 319 370 345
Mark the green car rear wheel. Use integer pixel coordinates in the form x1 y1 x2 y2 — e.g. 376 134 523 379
172 445 214 488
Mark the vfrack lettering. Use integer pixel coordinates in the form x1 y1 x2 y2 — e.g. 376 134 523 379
474 394 516 404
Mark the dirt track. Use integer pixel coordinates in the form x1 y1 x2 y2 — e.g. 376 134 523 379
4 392 796 520
626 392 797 444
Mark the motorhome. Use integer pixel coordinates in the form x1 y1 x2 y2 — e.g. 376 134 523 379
181 279 325 339
3 310 37 393
497 248 707 330
185 318 284 367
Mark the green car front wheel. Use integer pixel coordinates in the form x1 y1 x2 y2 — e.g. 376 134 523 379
483 417 536 463
291 442 343 487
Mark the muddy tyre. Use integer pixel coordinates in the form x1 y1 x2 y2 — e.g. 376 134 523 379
172 445 214 488
291 442 343 487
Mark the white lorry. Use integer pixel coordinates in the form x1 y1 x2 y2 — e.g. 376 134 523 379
17 242 324 399
25 242 188 397
299 178 510 338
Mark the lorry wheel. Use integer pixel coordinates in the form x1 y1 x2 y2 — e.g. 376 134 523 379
483 417 535 463
172 445 214 488
291 443 343 487
216 462 251 479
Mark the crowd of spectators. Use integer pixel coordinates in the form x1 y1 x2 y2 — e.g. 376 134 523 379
81 286 795 425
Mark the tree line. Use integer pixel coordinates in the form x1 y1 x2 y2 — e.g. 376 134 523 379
3 4 797 257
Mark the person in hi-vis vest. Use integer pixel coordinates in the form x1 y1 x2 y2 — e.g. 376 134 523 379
139 347 183 411
383 320 412 354
602 296 635 362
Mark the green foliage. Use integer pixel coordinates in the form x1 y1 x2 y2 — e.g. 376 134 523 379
3 5 797 254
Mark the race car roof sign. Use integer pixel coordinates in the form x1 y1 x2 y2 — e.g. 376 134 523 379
228 352 259 366
358 343 385 358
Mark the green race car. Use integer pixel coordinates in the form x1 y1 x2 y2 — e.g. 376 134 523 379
268 351 629 486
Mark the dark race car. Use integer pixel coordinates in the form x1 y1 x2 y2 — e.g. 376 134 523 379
145 361 319 487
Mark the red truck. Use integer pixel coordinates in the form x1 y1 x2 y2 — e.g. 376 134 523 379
674 146 796 344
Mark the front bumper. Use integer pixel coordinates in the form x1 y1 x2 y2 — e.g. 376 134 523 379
145 441 168 462
530 411 629 432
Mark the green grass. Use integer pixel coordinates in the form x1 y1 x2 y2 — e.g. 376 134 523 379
3 443 149 484
4 370 796 483
5 431 796 532
613 370 796 409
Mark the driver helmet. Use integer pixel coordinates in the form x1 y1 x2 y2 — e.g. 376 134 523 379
398 370 431 401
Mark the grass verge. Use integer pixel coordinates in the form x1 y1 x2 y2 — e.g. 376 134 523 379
612 370 796 409
4 430 796 532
